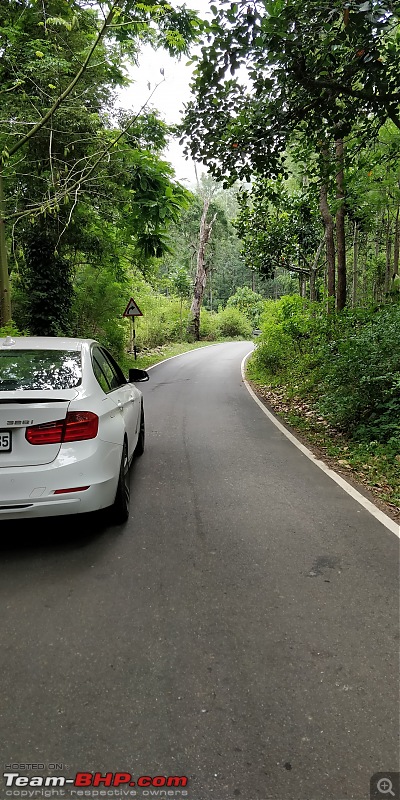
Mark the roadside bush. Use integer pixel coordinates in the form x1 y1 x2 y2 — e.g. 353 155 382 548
318 304 400 442
73 263 131 359
101 320 127 360
135 294 185 348
200 309 219 339
0 321 25 338
252 295 317 375
215 306 252 338
226 287 265 327
251 295 400 444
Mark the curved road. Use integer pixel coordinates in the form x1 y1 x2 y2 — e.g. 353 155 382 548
1 342 399 800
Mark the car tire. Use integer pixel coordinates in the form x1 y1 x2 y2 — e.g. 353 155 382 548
112 440 130 523
134 405 145 457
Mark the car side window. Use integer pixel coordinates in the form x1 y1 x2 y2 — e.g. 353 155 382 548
99 348 127 389
92 354 111 394
91 347 118 393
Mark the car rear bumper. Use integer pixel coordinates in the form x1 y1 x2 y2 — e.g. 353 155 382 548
0 439 122 519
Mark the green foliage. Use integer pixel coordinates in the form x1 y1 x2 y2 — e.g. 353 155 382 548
127 151 191 258
236 179 322 281
253 295 314 373
170 267 192 300
22 223 74 336
1 0 202 328
159 186 252 312
318 305 400 442
182 0 400 183
252 296 400 444
135 293 191 348
226 286 265 326
199 309 219 340
214 305 252 338
72 261 131 359
0 321 24 338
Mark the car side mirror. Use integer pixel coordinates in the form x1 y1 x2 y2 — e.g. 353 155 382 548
128 368 150 382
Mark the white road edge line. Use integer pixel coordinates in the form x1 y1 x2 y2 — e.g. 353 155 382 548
241 350 400 538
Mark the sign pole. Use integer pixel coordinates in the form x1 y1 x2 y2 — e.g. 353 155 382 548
123 297 143 362
133 318 137 361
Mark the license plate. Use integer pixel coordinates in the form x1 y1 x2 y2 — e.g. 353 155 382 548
0 431 11 452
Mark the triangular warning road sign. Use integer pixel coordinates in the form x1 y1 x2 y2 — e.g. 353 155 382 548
123 297 143 317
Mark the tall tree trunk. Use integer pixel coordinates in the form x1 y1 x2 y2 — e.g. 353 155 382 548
375 211 384 293
319 184 335 307
298 273 306 297
362 233 369 304
393 206 399 277
352 221 358 307
385 211 392 294
187 199 217 340
335 138 346 311
0 169 11 326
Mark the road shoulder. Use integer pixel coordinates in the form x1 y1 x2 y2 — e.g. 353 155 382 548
245 373 400 529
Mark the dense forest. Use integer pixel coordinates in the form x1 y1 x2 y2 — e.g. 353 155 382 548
1 0 399 508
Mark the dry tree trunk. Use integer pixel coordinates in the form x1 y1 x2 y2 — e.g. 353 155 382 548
187 198 217 340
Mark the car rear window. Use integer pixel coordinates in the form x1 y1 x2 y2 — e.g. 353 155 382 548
0 350 82 390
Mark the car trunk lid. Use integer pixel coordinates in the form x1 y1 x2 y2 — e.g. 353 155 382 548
0 389 78 467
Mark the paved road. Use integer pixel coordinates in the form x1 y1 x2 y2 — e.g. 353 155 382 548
1 342 399 800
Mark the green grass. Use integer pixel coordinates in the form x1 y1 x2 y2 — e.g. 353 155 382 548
122 339 224 371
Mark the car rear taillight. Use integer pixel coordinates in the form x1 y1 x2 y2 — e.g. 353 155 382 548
25 419 65 445
26 412 98 445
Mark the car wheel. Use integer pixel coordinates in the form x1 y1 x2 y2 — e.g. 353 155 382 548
112 440 130 523
134 404 145 456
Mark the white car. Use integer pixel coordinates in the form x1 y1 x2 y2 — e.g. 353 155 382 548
0 336 149 523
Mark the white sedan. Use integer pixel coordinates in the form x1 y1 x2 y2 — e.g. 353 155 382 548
0 336 149 523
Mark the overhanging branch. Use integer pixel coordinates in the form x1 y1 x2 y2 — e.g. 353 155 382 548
2 0 123 162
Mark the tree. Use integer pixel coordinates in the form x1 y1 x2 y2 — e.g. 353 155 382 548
0 0 202 325
226 286 265 326
188 195 218 339
236 177 324 297
182 0 400 183
180 1 400 312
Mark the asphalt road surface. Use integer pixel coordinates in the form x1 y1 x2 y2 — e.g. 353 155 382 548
1 342 399 800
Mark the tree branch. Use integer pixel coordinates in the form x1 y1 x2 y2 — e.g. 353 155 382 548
3 0 123 162
296 72 400 104
4 78 166 222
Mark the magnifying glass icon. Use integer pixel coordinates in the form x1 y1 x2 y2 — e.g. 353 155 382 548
377 778 395 797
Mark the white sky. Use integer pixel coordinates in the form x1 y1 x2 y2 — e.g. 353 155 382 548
118 0 212 187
